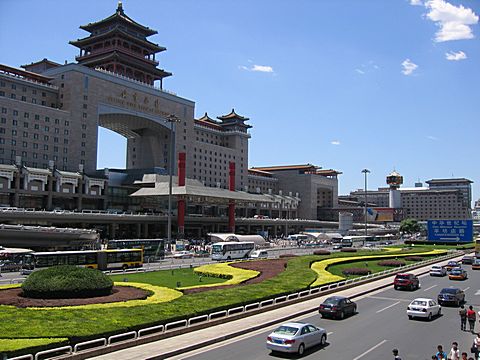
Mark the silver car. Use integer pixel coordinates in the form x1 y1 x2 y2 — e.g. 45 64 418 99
266 322 327 355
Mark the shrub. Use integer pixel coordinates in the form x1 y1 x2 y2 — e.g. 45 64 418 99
342 268 371 276
340 248 357 253
21 265 113 299
377 260 406 267
313 250 331 256
404 256 424 261
279 254 298 258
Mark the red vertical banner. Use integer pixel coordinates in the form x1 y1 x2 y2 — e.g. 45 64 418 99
178 152 186 187
229 162 235 233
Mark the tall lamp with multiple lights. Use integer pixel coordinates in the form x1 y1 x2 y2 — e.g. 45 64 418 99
361 168 370 237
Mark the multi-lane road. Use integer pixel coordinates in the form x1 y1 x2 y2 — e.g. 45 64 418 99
169 267 480 360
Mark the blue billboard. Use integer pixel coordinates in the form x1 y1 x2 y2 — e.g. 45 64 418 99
427 220 473 242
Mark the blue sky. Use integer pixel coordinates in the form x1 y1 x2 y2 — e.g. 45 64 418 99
0 0 478 203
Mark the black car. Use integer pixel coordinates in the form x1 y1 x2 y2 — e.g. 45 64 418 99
437 287 465 306
319 296 357 319
462 256 475 265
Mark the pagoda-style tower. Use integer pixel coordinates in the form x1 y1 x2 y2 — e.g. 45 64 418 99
69 1 171 87
217 109 252 133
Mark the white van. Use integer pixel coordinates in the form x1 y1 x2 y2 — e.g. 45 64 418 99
250 250 268 259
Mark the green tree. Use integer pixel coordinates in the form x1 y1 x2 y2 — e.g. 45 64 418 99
399 218 421 235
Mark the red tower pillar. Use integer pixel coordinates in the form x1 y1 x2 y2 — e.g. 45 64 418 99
177 152 186 238
228 162 235 233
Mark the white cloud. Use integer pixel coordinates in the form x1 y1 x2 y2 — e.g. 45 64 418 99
239 64 274 73
427 135 439 140
401 59 418 75
425 0 479 42
331 140 341 145
252 65 274 73
445 50 467 61
355 69 365 75
410 0 423 6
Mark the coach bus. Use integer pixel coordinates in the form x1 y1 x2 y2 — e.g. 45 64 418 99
107 239 164 261
211 241 255 261
22 249 143 271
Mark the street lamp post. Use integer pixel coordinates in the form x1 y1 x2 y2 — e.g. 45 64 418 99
166 114 180 252
361 168 370 238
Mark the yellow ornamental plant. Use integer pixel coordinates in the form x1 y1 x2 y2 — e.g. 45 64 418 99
180 263 259 290
27 282 183 310
310 249 446 287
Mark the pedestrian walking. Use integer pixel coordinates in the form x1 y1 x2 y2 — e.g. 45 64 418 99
449 341 460 360
467 305 477 333
460 351 467 360
392 348 402 360
460 305 468 331
436 345 447 359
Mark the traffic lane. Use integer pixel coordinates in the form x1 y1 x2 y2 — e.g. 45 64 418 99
177 269 480 360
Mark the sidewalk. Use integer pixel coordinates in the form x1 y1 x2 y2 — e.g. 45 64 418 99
87 255 462 360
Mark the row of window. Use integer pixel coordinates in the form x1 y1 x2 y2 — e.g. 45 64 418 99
0 91 52 106
0 109 67 124
0 81 49 96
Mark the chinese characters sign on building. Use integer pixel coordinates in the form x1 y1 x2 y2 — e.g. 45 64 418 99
427 220 473 242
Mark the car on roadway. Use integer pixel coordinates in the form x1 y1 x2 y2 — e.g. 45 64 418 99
319 296 357 319
445 261 460 272
266 322 327 355
449 267 468 280
193 250 210 258
430 265 447 277
437 287 465 306
172 251 194 259
394 273 420 291
407 298 441 321
462 256 475 265
472 259 480 270
250 250 268 259
379 240 393 245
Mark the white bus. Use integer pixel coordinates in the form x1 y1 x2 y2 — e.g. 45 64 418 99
211 241 255 261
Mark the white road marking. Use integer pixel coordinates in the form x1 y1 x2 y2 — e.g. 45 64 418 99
376 301 400 313
475 289 480 296
423 284 437 292
463 287 470 292
352 339 388 360
369 295 409 302
327 332 334 335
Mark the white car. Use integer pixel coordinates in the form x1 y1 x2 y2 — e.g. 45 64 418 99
250 250 268 259
429 265 447 277
173 251 193 259
266 322 327 355
407 298 441 320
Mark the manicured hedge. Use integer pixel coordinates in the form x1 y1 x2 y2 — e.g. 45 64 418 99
279 254 298 258
404 256 424 261
377 260 406 267
342 268 371 276
22 265 113 299
313 250 331 255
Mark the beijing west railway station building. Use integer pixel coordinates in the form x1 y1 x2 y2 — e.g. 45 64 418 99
0 3 343 240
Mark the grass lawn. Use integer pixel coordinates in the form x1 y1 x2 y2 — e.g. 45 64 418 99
110 268 226 288
327 257 434 279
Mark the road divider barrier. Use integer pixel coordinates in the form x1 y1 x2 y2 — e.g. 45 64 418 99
107 331 137 345
164 320 188 332
73 339 106 353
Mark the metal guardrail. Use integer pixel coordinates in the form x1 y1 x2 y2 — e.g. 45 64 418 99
7 251 461 360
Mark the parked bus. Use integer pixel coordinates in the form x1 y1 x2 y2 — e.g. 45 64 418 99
107 239 164 261
22 249 143 271
211 241 255 261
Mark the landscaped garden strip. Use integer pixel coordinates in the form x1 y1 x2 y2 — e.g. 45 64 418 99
110 267 226 288
0 247 451 356
178 262 260 289
310 249 447 287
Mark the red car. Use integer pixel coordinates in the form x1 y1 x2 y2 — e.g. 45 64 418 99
394 273 420 291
